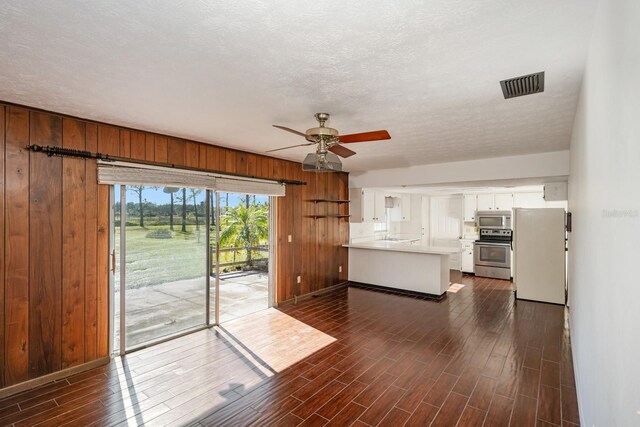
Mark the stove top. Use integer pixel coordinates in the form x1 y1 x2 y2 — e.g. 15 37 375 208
477 228 512 244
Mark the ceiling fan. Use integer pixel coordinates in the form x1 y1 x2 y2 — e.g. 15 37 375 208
268 113 391 172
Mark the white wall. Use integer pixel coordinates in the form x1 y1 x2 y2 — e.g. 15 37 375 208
349 151 569 188
568 0 640 425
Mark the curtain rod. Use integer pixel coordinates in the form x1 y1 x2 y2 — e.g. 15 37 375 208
26 144 307 186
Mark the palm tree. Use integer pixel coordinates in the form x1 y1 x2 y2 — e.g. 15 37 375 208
219 203 268 268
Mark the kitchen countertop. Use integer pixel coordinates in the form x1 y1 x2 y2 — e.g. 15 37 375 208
343 241 459 255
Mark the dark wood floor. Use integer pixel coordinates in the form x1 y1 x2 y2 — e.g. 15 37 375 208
0 273 580 426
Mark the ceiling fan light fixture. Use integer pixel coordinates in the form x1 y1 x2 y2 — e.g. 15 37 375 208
302 152 342 172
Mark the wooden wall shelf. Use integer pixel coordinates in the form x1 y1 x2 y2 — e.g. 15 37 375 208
309 199 350 204
309 214 351 220
309 199 350 220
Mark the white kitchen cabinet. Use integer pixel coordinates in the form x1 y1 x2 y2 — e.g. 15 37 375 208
349 188 386 223
463 194 477 222
513 192 545 208
477 193 513 211
373 192 386 222
362 189 376 222
390 194 411 222
460 240 475 273
476 194 494 211
494 193 513 211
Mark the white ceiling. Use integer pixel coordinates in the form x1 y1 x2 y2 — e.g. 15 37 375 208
0 1 597 172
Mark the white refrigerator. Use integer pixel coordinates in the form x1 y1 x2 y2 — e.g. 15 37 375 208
513 208 566 305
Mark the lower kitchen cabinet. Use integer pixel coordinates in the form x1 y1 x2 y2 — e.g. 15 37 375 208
461 239 475 273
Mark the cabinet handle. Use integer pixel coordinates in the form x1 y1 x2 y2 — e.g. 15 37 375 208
111 249 116 274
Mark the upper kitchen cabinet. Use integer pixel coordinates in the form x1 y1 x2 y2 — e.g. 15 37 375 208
477 193 513 211
390 193 411 222
513 192 545 208
476 193 494 211
463 194 477 221
349 188 386 223
493 193 513 211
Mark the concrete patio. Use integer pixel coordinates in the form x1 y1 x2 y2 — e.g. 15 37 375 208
114 271 269 349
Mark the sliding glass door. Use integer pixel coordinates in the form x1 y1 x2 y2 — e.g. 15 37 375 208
114 185 208 351
112 184 272 353
217 193 270 323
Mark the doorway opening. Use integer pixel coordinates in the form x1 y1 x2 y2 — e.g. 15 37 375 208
215 192 270 323
112 185 273 354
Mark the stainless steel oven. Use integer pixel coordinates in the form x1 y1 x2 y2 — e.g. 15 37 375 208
476 211 512 230
474 229 512 280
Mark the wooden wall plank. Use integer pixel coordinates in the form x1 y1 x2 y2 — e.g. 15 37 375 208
224 149 237 174
185 141 200 169
215 147 226 171
167 137 185 166
29 111 63 378
338 172 349 283
61 118 86 368
130 131 146 161
198 145 207 170
119 130 131 159
276 196 289 303
205 146 217 171
302 170 317 297
0 105 5 388
84 124 98 361
235 152 248 176
316 174 329 291
96 185 110 358
291 164 303 296
4 106 30 386
155 136 168 163
97 126 119 157
144 134 155 162
247 153 257 177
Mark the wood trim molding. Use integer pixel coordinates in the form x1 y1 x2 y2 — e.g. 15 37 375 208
277 281 349 307
0 356 110 399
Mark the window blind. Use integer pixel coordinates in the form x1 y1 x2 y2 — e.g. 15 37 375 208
97 161 286 196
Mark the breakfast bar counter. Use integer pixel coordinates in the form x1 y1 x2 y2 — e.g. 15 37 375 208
343 242 457 297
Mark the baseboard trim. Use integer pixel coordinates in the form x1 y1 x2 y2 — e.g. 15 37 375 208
278 281 349 306
0 356 111 399
348 281 447 302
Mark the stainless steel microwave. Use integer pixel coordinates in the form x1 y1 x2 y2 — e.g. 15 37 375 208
476 211 512 229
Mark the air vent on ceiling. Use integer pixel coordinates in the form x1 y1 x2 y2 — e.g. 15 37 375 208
500 71 545 99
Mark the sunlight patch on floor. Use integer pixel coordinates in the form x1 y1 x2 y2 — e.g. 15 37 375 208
217 308 337 374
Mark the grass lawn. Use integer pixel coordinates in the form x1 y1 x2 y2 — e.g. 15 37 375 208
115 225 268 290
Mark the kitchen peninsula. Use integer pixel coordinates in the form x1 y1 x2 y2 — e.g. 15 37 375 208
344 241 457 297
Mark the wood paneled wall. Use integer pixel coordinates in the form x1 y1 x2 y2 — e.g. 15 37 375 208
0 103 349 389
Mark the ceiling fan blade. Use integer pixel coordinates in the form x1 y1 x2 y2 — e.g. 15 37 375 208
328 144 356 158
339 130 391 143
273 125 307 137
266 141 316 153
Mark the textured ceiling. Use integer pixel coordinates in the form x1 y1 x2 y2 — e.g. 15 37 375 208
0 1 597 172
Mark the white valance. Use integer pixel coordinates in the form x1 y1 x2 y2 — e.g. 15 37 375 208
97 160 285 196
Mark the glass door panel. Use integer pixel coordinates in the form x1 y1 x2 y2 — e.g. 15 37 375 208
209 192 218 324
217 193 270 322
124 185 207 349
113 185 122 354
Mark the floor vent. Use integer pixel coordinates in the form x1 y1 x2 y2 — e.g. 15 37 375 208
500 71 545 99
